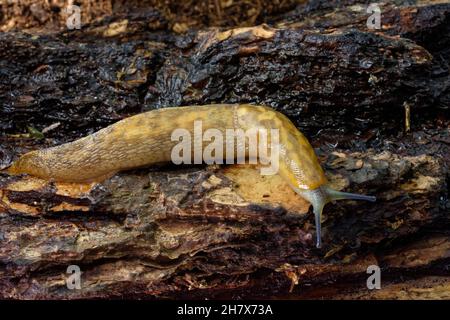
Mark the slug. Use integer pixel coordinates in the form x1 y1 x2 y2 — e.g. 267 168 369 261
6 104 376 247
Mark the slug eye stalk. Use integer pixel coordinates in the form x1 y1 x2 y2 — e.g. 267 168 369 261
296 186 376 248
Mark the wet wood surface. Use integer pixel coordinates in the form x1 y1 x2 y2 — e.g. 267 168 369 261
0 0 449 299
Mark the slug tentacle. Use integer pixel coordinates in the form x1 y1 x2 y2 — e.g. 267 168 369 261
324 186 377 202
313 200 325 249
296 186 376 248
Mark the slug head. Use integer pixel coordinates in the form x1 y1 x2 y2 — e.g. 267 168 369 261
296 185 376 248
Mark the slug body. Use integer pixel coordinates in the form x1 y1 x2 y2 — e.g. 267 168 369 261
7 104 375 247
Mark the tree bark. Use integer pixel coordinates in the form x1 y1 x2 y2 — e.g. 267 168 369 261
0 0 449 299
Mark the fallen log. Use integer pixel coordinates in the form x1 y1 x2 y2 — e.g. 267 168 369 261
0 25 439 140
0 126 448 298
0 0 449 299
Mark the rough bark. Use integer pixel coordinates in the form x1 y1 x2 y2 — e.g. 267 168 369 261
0 0 449 299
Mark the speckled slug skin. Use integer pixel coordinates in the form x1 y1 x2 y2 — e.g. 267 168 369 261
8 104 328 190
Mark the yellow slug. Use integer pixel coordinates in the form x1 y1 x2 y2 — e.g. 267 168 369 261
6 104 376 247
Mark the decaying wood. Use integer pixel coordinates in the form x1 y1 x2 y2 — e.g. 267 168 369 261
0 0 449 299
0 131 448 299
